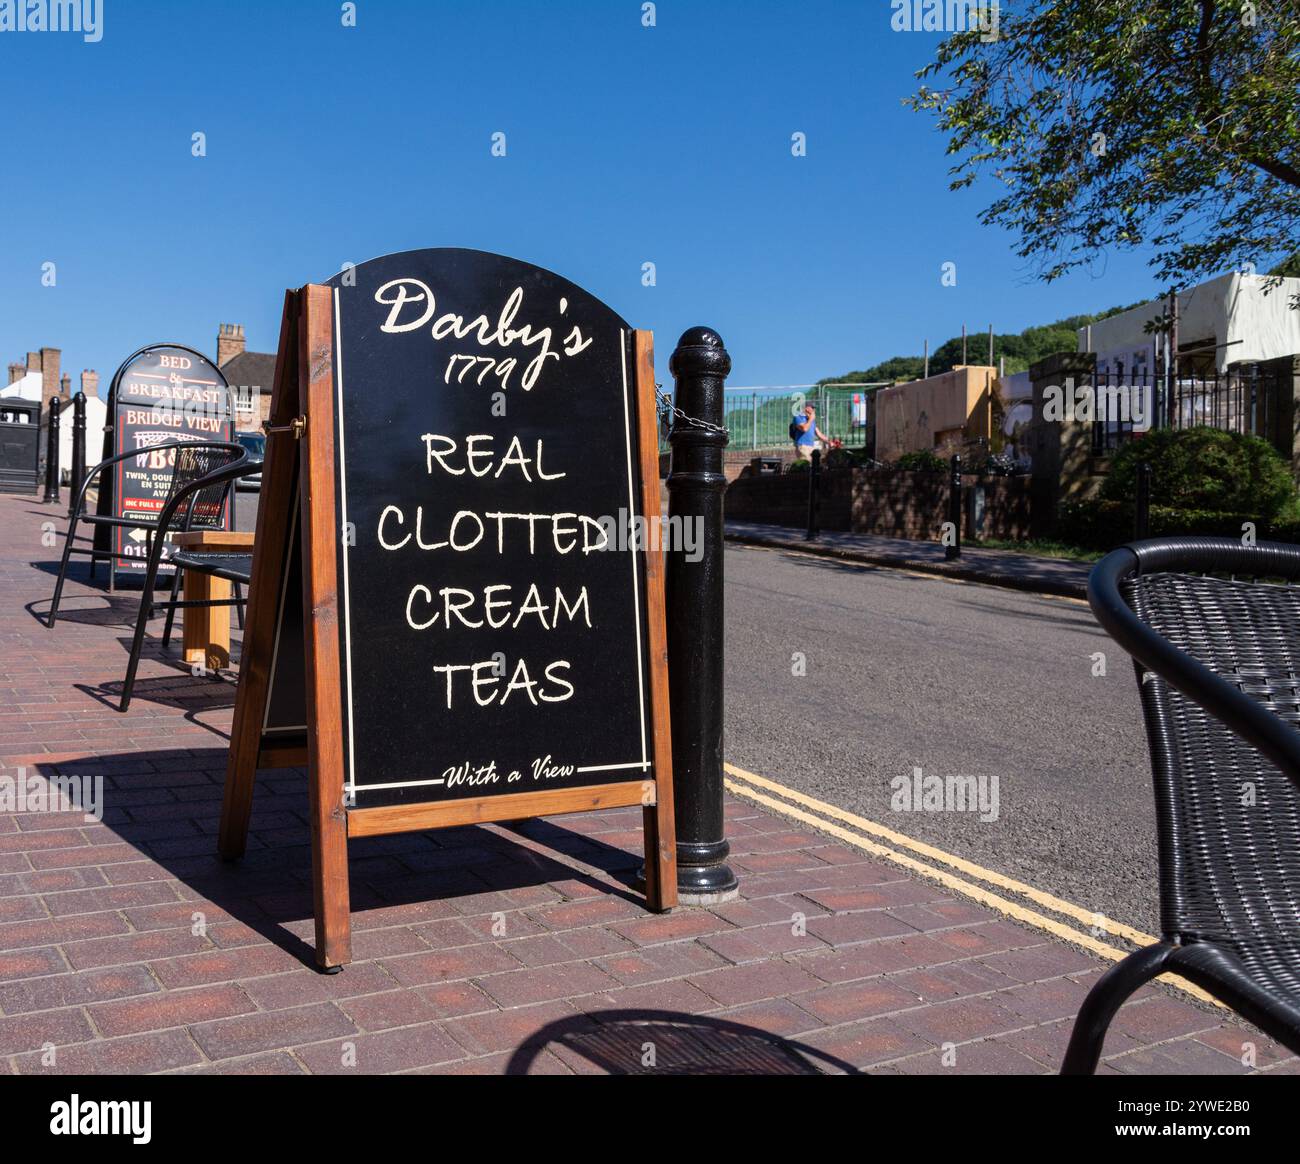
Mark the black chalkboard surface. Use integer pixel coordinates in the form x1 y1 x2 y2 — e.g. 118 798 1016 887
325 250 652 808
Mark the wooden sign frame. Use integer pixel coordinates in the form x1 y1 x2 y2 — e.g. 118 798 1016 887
219 284 676 970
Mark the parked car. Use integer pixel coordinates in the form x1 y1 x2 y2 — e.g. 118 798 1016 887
235 431 265 490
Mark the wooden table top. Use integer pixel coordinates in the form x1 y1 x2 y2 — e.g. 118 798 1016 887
172 531 256 549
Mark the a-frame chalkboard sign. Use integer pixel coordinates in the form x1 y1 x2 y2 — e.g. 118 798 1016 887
94 344 233 586
219 249 676 969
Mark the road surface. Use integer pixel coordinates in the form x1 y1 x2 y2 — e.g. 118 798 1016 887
723 541 1158 936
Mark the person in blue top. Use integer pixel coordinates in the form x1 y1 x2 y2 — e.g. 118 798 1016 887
791 403 830 461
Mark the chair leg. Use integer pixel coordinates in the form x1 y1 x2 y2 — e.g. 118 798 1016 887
47 514 82 628
234 581 245 630
1060 943 1176 1075
161 564 184 649
120 538 163 713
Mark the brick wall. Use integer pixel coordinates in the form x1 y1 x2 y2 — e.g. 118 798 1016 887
726 467 1034 542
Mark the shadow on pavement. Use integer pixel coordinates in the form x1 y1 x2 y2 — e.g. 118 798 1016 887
24 748 659 972
504 1009 859 1075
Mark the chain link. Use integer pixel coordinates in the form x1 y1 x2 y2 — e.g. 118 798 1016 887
655 384 729 436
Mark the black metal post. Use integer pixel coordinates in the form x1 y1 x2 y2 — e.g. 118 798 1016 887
68 392 87 518
666 326 738 902
1134 461 1151 540
42 396 61 504
805 448 821 539
944 454 962 560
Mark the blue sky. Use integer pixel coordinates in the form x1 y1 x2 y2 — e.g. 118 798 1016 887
3 0 1168 394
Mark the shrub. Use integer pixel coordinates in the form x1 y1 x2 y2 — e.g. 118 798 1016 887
1100 427 1297 520
894 450 948 473
1057 496 1300 553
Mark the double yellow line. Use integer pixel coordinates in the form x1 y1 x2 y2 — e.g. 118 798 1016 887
723 762 1219 1007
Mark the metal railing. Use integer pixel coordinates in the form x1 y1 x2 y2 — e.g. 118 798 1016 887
660 385 876 453
1088 368 1288 456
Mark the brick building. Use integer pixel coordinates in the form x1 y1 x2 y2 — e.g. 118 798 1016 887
215 324 275 434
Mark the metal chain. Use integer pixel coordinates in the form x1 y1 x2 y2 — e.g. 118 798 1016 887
655 384 729 436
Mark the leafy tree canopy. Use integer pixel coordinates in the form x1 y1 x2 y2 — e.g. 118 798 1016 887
908 1 1300 287
819 303 1139 386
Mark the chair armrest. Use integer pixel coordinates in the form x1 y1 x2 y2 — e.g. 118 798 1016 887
155 449 255 544
69 440 248 523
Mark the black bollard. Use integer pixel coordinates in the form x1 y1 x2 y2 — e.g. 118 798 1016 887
68 392 87 518
1134 461 1151 541
666 327 738 902
42 396 61 504
944 454 962 560
805 448 821 539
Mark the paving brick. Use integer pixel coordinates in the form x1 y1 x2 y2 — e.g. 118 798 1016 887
0 945 67 982
381 943 521 987
339 988 445 1032
433 1048 572 1075
179 1051 306 1075
0 911 130 950
90 983 257 1037
237 962 397 1010
799 1017 933 1071
294 1022 465 1073
709 997 825 1037
804 910 918 945
597 941 730 984
0 964 159 1013
528 896 646 931
583 977 719 1016
443 1000 581 1056
1109 1038 1248 1075
64 928 215 970
892 1039 1047 1075
794 934 959 983
689 959 825 1007
13 1029 204 1075
476 960 620 1007
0 1007 96 1056
700 922 830 964
190 1002 357 1061
1194 1024 1293 1068
415 979 498 1018
1111 995 1221 1043
892 994 1025 1044
149 944 301 989
790 978 921 1024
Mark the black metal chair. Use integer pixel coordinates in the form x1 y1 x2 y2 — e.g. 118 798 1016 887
1062 536 1300 1074
47 441 253 710
48 440 247 626
116 447 259 711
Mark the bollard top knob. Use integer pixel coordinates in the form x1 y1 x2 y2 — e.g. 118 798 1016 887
669 326 731 380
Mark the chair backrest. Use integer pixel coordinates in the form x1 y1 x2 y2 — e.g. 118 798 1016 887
1091 538 1300 995
159 443 244 534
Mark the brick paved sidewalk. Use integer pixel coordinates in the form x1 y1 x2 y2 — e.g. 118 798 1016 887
726 520 1092 598
1 493 1293 1075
